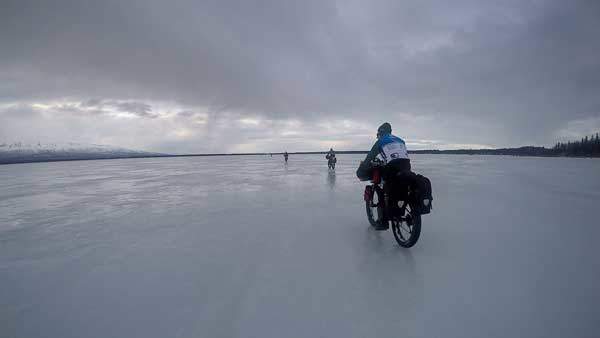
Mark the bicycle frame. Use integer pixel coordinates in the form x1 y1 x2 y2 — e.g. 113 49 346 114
364 167 409 223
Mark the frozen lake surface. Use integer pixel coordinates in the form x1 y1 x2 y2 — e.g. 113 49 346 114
1 154 599 338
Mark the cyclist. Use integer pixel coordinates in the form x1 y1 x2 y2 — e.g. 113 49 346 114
325 148 336 170
357 122 411 229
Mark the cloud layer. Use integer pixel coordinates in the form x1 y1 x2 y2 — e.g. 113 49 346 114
1 0 599 152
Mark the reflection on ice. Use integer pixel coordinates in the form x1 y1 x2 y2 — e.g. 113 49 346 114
327 170 336 189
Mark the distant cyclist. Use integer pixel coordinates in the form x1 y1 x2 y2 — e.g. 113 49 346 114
325 148 337 170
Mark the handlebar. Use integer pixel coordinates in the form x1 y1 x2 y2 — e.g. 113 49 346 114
370 158 384 167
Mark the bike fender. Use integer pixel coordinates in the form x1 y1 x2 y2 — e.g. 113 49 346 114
364 186 374 202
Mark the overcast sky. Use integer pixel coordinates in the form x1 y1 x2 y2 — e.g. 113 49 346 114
1 0 599 153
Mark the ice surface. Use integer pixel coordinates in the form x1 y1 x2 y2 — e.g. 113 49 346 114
1 155 599 338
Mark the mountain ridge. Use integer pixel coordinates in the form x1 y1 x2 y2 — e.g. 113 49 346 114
0 142 164 165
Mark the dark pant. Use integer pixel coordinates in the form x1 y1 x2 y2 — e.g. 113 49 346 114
383 159 412 203
381 159 411 181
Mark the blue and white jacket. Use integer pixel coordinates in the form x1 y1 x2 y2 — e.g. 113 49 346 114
364 133 409 164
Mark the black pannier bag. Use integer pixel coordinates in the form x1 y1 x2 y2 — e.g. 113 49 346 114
410 174 433 214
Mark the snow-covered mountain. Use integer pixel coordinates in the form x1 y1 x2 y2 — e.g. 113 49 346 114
0 142 164 164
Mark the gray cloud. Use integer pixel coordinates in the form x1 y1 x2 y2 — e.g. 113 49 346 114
177 111 197 118
1 0 599 151
60 100 157 118
107 101 156 118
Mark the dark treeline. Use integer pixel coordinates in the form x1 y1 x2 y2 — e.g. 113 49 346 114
410 146 554 156
553 133 600 157
411 133 600 157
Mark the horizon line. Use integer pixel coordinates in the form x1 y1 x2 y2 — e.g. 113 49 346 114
162 146 552 157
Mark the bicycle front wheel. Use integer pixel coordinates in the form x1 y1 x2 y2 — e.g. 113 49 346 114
365 188 384 228
391 203 421 248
